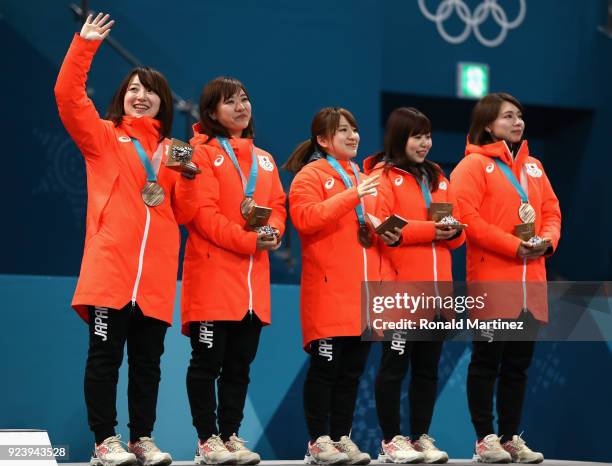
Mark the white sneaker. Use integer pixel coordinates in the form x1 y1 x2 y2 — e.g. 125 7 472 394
334 436 371 465
412 434 448 464
305 435 349 464
473 434 512 463
90 435 137 466
502 435 544 464
128 437 172 466
378 435 425 463
195 435 236 465
225 434 261 464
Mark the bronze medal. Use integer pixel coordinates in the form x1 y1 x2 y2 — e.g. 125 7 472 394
141 182 165 207
240 197 256 219
518 202 536 223
358 223 373 248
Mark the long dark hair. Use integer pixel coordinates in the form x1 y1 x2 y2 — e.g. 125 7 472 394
284 107 358 174
371 107 443 191
106 67 173 141
468 92 524 146
196 76 255 140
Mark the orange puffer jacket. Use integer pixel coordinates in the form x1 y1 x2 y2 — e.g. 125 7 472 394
180 128 286 335
55 35 200 324
450 140 561 320
289 158 394 349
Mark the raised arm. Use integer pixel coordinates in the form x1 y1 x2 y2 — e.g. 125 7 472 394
54 13 115 158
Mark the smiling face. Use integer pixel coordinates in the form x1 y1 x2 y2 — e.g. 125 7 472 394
123 74 161 118
405 132 432 163
487 101 525 144
211 89 252 138
317 115 360 160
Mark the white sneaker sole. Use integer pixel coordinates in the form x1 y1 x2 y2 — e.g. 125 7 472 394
378 453 424 464
135 457 172 466
473 453 512 463
347 455 371 465
422 452 449 464
195 454 237 465
90 457 138 466
304 454 349 464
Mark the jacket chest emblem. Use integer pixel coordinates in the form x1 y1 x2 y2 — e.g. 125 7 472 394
485 163 495 173
439 181 448 190
118 136 131 143
394 176 403 186
525 163 542 178
214 154 225 167
324 177 335 190
258 155 274 172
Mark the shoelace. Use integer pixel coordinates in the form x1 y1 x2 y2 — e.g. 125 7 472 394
134 437 160 452
315 438 337 452
228 436 249 451
483 436 504 451
417 435 437 451
205 435 227 451
391 437 414 451
337 437 358 453
101 435 127 453
509 433 530 451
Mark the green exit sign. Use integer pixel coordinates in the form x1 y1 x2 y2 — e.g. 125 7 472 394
457 62 489 99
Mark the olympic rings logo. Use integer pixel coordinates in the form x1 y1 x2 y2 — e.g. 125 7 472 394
418 0 526 47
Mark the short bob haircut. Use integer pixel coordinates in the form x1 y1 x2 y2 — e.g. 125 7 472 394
468 92 524 146
197 76 254 140
370 107 443 191
106 67 174 141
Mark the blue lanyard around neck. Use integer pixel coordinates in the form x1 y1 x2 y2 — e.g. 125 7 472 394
131 138 158 182
325 155 366 225
494 158 528 203
216 137 258 197
417 176 432 209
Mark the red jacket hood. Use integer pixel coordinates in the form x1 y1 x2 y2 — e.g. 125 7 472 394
363 154 385 175
465 139 531 171
305 156 362 180
190 122 255 156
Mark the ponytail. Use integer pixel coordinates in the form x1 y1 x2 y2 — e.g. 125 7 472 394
284 139 318 174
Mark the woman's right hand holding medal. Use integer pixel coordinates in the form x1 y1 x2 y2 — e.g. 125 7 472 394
80 12 114 41
357 175 380 199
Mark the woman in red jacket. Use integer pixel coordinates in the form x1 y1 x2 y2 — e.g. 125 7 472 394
286 107 398 465
182 77 286 465
55 13 199 466
364 107 465 464
451 93 561 463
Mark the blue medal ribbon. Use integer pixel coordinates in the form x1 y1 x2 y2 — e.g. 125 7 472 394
131 138 158 182
217 137 258 197
417 175 432 209
325 155 367 225
494 158 529 203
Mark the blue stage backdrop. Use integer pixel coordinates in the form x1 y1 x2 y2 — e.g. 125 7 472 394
0 275 611 463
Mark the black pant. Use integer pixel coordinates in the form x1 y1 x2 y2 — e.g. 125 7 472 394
468 311 540 440
303 337 371 441
467 339 536 440
85 304 168 444
186 314 262 441
375 335 443 441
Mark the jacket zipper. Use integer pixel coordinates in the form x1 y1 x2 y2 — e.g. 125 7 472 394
247 254 254 318
522 257 527 311
362 247 371 329
131 205 151 309
431 241 440 304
